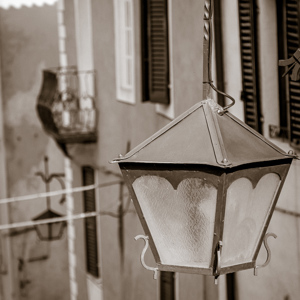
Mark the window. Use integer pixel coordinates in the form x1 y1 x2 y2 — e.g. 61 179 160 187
160 271 175 300
82 166 99 278
277 0 300 147
114 0 135 103
141 0 170 105
238 0 262 133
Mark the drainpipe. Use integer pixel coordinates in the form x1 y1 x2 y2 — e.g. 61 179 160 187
56 1 78 300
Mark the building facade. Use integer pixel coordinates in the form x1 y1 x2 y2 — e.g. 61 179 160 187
0 0 300 300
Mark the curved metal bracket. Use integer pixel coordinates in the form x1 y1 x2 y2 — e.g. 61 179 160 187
135 235 158 279
254 232 277 276
279 48 300 81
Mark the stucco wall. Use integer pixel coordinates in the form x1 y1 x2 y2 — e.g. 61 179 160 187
0 4 69 300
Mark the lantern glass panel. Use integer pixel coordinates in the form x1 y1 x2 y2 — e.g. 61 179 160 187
35 221 64 241
35 223 49 240
133 175 217 268
221 173 281 267
50 221 64 239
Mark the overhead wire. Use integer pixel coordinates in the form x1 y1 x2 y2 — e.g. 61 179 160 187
0 180 128 230
0 180 122 205
0 211 100 231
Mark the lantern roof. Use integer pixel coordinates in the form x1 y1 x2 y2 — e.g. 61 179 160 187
33 208 63 221
113 100 294 168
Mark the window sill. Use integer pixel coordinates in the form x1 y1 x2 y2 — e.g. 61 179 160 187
116 98 136 105
155 101 174 120
86 274 103 299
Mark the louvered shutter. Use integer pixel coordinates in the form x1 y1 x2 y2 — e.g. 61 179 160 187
238 0 262 133
284 0 300 147
142 0 170 104
160 271 175 300
82 166 99 278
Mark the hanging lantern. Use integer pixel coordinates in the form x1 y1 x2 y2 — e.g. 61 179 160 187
112 99 294 280
33 209 65 241
32 156 66 241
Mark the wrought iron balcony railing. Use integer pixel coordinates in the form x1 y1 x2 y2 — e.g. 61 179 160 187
37 67 97 144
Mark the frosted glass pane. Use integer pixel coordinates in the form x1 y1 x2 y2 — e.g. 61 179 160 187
221 173 280 267
36 222 63 240
133 176 217 268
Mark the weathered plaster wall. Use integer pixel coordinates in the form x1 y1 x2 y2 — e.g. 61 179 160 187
171 0 203 116
0 4 69 300
222 0 243 119
0 26 13 300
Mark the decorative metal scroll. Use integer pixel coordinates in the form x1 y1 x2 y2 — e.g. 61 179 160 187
135 235 158 279
279 48 300 81
37 66 97 145
254 232 277 276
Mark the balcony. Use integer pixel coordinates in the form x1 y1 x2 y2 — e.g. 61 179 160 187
37 67 97 146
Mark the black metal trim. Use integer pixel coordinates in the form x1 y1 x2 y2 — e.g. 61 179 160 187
214 0 225 107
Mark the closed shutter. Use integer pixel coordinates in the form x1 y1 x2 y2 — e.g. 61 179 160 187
238 0 262 133
141 0 170 104
160 271 175 300
82 166 99 278
277 0 288 136
284 0 300 147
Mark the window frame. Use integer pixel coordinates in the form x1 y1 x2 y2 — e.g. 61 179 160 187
114 0 136 104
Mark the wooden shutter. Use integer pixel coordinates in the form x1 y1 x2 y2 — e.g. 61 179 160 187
160 271 175 300
141 0 170 104
277 0 288 136
238 0 262 133
82 166 99 278
283 0 300 147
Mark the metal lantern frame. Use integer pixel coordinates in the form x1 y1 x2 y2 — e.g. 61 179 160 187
114 100 293 279
119 163 290 277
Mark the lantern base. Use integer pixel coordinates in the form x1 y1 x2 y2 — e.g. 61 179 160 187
135 232 277 281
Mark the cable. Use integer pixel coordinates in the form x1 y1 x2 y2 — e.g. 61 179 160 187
0 180 122 205
0 211 100 231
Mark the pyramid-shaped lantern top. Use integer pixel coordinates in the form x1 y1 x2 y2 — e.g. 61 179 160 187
113 100 293 168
